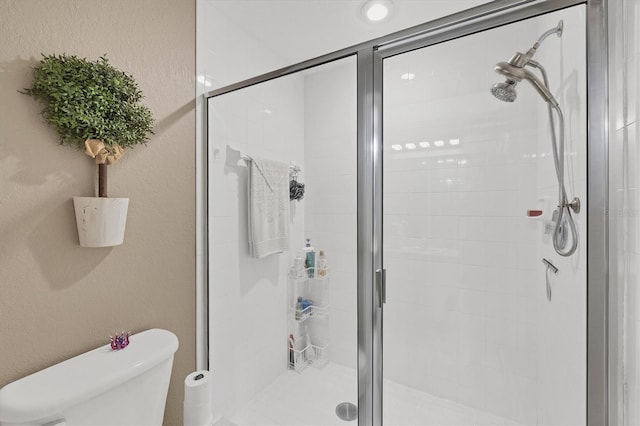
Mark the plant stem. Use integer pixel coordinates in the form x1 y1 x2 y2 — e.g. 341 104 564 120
98 163 108 197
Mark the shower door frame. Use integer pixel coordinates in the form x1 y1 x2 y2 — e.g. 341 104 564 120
202 0 609 424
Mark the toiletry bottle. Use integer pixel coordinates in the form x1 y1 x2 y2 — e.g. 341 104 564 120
303 238 315 278
289 335 295 368
318 250 327 277
295 296 303 320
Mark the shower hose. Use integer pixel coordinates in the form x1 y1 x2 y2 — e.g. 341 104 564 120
537 65 579 257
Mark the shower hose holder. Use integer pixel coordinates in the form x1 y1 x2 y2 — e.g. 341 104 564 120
564 197 581 214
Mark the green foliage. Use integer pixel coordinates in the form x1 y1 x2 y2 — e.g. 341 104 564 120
22 54 154 153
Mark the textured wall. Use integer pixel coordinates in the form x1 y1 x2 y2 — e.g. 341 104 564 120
0 1 195 424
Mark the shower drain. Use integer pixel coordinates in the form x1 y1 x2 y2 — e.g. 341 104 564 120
335 402 358 421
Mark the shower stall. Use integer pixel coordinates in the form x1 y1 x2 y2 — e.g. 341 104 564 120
203 0 608 424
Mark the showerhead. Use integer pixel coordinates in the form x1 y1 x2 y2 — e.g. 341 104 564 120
490 80 517 102
490 21 563 108
492 61 559 107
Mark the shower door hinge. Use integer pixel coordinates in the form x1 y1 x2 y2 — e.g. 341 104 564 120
376 268 386 308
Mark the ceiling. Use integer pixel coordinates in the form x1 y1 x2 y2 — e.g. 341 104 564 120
206 0 490 65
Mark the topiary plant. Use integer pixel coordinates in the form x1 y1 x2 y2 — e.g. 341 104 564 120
22 54 154 197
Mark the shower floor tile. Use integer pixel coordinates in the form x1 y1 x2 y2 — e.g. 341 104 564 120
220 363 522 426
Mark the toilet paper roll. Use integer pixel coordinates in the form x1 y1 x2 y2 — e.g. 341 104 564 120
184 370 213 426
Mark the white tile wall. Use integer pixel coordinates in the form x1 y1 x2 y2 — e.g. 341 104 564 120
197 2 291 92
200 3 306 419
609 1 640 424
302 58 358 369
382 6 586 425
207 76 305 419
534 8 587 426
201 5 361 417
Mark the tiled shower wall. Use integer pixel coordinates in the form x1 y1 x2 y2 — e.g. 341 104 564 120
610 1 640 424
303 59 358 370
200 2 305 419
534 9 587 425
382 7 586 425
383 27 541 423
207 78 305 419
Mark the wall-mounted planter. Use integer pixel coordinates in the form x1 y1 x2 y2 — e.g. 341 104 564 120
73 197 129 247
22 55 153 249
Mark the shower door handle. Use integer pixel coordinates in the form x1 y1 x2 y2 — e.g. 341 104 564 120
376 268 386 308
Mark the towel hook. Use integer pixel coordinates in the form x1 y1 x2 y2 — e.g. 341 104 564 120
289 163 301 179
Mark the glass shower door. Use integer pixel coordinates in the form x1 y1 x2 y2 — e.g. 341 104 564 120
207 55 359 425
381 6 587 425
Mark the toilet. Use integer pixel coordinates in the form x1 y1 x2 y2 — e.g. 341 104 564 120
0 328 179 425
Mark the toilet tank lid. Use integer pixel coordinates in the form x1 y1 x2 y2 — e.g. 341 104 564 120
0 328 179 424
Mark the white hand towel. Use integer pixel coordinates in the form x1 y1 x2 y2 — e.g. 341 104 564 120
248 157 290 258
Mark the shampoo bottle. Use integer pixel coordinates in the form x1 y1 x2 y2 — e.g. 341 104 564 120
303 238 315 278
318 250 327 277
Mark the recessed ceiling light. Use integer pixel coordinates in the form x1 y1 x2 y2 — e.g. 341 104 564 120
419 141 430 148
405 143 416 149
360 0 394 23
391 144 402 151
434 140 445 147
400 72 415 80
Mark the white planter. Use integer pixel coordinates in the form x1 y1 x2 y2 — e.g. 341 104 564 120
73 197 129 247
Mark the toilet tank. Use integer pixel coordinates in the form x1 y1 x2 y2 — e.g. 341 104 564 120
0 329 179 426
